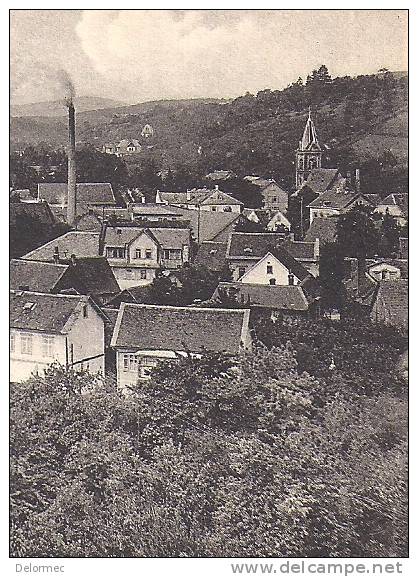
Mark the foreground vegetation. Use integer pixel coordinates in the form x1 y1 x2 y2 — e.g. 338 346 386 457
10 318 408 557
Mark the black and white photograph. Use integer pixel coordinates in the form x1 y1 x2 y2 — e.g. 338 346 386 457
8 7 409 572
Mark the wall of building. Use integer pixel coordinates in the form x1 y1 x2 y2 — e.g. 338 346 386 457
239 254 299 285
66 302 105 374
116 348 179 388
10 329 66 382
112 266 157 289
262 185 289 213
200 204 241 213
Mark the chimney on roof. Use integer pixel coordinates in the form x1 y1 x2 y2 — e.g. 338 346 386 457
70 254 77 266
214 184 219 191
53 246 60 264
67 101 77 226
186 190 191 201
314 238 320 260
355 168 361 192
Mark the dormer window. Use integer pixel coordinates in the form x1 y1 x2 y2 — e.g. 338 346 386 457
288 273 295 286
244 247 252 254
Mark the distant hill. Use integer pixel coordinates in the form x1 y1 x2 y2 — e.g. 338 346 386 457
10 96 128 118
10 70 408 192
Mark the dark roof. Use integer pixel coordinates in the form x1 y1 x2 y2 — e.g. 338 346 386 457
104 226 190 248
38 183 116 205
194 242 227 272
10 291 90 333
167 208 241 242
363 194 382 207
227 232 287 259
23 232 101 261
304 217 339 244
111 304 249 354
70 257 120 296
304 168 340 193
10 259 69 293
374 280 408 330
10 201 57 227
212 282 311 311
102 307 120 349
268 245 312 282
282 239 316 261
308 189 371 210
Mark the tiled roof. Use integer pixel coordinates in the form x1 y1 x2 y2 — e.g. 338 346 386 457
307 189 370 210
159 188 242 206
151 228 190 248
23 232 101 261
304 217 339 244
10 259 69 293
10 201 57 227
131 203 185 216
104 226 145 247
70 257 120 296
111 303 249 354
282 239 316 261
167 208 240 242
363 194 381 207
10 290 89 333
374 280 408 330
304 168 340 193
267 246 312 282
227 232 288 259
194 242 228 272
212 282 311 311
38 183 116 205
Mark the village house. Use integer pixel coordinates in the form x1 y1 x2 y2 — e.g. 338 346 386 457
366 260 406 283
244 176 289 214
242 208 291 231
103 226 191 289
38 182 117 208
23 231 101 261
307 187 373 224
141 124 154 138
11 256 120 305
226 232 319 281
110 303 251 387
10 291 107 383
156 186 243 213
211 282 320 320
374 193 408 226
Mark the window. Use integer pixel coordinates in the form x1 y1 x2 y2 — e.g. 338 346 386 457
145 249 152 259
20 333 33 355
238 267 246 278
171 249 182 260
135 249 141 259
123 353 138 372
163 249 170 260
269 278 276 286
10 333 15 353
271 196 277 203
288 273 295 286
42 336 54 358
106 247 125 259
83 305 88 318
267 265 273 275
211 206 217 211
140 269 147 280
139 357 158 378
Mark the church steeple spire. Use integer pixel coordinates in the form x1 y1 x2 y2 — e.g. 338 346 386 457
295 109 322 188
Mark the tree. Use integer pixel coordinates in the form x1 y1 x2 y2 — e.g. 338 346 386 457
335 205 380 259
379 213 401 257
319 242 346 310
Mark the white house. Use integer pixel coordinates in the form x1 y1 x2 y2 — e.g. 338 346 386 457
375 194 408 226
238 247 312 287
110 304 251 387
10 291 106 383
156 186 243 213
103 226 191 289
307 187 372 224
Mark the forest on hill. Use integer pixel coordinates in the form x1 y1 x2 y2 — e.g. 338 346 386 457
10 67 408 194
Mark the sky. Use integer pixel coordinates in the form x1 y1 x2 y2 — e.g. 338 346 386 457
10 9 408 105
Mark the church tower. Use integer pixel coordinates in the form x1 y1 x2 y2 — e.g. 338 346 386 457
295 109 322 188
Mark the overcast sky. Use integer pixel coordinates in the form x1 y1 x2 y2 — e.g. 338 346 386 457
10 9 408 105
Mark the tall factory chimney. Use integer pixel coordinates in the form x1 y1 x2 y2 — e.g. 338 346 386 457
67 101 77 225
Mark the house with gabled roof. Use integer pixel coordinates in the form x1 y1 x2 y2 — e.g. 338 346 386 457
11 257 120 305
307 187 372 224
110 303 251 386
156 185 243 213
375 193 408 226
103 226 191 289
244 176 289 213
38 182 116 208
226 232 319 280
210 281 319 320
10 290 107 382
23 231 101 262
